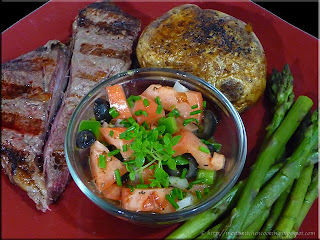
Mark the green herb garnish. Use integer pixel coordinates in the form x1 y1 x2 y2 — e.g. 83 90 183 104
188 178 206 189
203 101 207 108
127 95 142 108
155 96 161 105
167 108 180 118
109 107 120 118
143 98 150 107
114 169 122 186
122 144 128 152
135 110 148 116
121 123 182 188
199 146 210 154
165 194 179 209
136 184 149 189
183 118 199 126
180 168 188 179
98 154 106 169
190 110 202 116
108 149 121 157
156 105 163 114
196 190 202 200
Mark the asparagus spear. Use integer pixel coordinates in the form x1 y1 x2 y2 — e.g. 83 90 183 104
222 96 313 239
266 64 294 140
196 217 230 240
239 210 270 240
166 181 245 240
256 182 294 239
242 109 318 231
293 168 319 232
271 164 315 239
166 164 283 239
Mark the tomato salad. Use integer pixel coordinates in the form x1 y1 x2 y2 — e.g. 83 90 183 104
76 83 225 213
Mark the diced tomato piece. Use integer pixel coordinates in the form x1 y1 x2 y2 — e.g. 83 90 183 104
172 130 225 171
141 84 203 121
90 141 127 191
121 188 176 213
100 127 133 159
101 184 122 200
132 96 165 125
106 85 132 120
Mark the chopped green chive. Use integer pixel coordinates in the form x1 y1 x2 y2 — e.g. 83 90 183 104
136 184 149 189
199 146 210 154
128 117 136 124
204 187 210 196
155 96 161 105
98 154 106 169
143 98 150 107
196 190 203 200
109 130 114 137
141 121 149 130
203 101 207 108
135 110 148 116
126 185 135 192
191 104 198 109
167 108 180 118
156 105 163 114
190 110 202 116
122 144 128 152
183 118 198 126
165 194 179 209
108 149 121 157
122 160 135 165
171 188 184 200
114 169 122 186
188 178 206 189
180 168 188 179
127 95 142 108
200 140 222 152
109 107 120 118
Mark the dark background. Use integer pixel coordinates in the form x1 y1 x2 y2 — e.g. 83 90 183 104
1 1 319 38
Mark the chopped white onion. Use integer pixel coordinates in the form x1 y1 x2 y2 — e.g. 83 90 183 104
114 118 125 127
169 176 189 189
173 81 189 92
101 122 109 128
177 194 196 210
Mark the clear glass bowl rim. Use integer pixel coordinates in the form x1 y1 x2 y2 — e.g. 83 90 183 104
65 67 247 223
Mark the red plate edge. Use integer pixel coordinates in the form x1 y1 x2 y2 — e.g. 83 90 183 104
1 0 318 239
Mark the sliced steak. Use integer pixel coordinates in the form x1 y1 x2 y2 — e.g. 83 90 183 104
43 2 140 203
1 40 70 212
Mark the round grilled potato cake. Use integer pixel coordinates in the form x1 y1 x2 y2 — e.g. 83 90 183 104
136 4 267 112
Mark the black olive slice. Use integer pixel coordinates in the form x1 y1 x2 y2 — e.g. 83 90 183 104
76 130 96 149
194 110 217 140
93 98 112 122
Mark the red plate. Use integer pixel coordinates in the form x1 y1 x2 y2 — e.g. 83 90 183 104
2 1 318 239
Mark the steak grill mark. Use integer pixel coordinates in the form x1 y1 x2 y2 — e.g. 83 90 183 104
1 112 44 136
80 43 130 61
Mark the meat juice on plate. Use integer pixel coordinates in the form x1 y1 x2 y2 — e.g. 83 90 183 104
75 79 231 213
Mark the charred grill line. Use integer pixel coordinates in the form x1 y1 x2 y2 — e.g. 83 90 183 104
80 43 130 61
1 112 44 136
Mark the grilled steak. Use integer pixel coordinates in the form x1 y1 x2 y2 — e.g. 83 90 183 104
43 2 140 204
1 40 70 211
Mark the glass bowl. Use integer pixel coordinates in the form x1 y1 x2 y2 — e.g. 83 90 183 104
65 68 247 224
